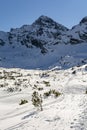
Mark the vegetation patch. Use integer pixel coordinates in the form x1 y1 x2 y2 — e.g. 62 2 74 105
44 89 61 98
32 91 43 111
43 81 50 87
85 89 87 94
19 99 28 105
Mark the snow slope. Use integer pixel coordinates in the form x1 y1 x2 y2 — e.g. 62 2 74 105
0 16 87 69
0 42 87 69
0 65 87 130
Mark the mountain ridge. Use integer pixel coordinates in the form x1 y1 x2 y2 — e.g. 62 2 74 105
0 15 87 69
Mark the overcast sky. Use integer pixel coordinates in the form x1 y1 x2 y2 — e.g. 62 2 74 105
0 0 87 31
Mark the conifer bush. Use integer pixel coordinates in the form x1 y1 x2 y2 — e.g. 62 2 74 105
32 91 43 111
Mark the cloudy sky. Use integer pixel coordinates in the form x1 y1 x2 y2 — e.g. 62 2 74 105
0 0 87 31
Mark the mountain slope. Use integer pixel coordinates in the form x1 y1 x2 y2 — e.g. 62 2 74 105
61 16 87 44
0 16 87 69
0 65 87 129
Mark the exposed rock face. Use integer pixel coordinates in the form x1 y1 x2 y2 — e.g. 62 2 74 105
0 15 87 69
80 16 87 24
1 15 87 48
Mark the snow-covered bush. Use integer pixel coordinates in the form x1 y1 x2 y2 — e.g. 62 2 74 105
43 81 50 87
32 91 43 111
19 99 28 105
85 88 87 94
44 89 61 98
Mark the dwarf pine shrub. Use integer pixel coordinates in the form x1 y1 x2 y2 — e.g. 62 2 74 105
19 99 28 105
32 91 43 111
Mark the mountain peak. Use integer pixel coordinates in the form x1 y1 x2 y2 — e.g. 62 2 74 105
32 15 68 34
80 16 87 24
37 15 50 20
32 15 57 26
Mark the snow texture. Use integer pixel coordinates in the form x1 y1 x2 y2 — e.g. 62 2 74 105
0 65 87 130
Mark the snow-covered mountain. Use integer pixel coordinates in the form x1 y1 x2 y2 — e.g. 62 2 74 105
0 15 87 69
61 16 87 44
1 16 87 130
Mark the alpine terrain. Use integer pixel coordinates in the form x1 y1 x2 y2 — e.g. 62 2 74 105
0 15 87 69
0 16 87 130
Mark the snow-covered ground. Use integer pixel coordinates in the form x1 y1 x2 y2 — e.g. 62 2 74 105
0 65 87 130
0 42 87 69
